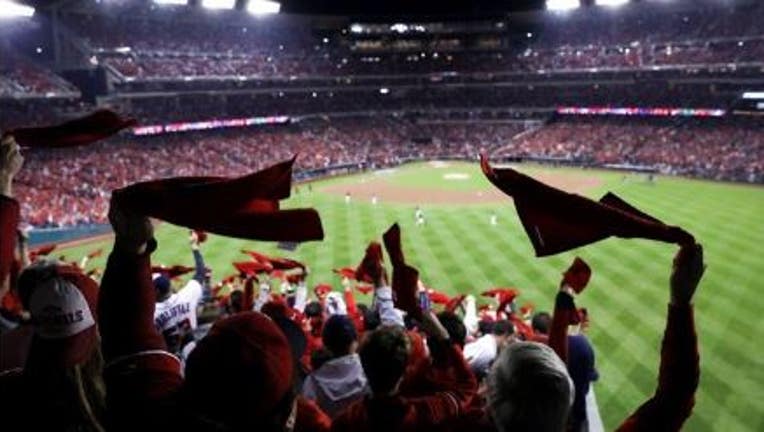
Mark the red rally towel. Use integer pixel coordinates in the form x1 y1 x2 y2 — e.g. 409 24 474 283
112 157 324 242
480 154 694 256
382 223 421 319
8 109 136 148
481 288 519 302
86 248 103 259
355 242 383 283
29 243 57 261
445 294 467 313
427 289 451 305
562 257 592 293
241 250 305 271
356 285 373 295
333 267 356 280
482 288 520 318
233 261 273 276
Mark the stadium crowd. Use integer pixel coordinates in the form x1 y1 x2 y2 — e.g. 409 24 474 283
8 114 762 229
0 51 79 97
11 118 525 227
0 131 705 432
501 117 764 183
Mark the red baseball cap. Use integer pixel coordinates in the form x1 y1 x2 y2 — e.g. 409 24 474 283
183 312 294 426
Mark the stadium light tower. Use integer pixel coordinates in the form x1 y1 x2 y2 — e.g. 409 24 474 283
597 0 629 6
547 0 580 11
0 0 35 18
202 0 236 9
248 0 280 15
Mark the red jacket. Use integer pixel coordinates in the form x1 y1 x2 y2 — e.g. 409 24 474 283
332 343 476 432
0 196 19 316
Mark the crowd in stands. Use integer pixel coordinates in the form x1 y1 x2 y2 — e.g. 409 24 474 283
0 131 706 432
501 116 764 183
11 118 525 227
0 51 79 97
96 34 764 80
6 113 762 229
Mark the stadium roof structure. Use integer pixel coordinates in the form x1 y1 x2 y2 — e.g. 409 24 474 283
19 0 547 16
16 0 760 17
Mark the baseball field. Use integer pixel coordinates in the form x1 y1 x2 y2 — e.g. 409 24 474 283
61 161 764 431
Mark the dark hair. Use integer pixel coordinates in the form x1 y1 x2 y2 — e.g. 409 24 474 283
359 304 380 331
322 315 357 356
228 291 243 314
360 326 410 395
153 275 172 301
304 301 323 318
492 320 514 337
478 319 495 336
436 311 467 348
311 347 333 371
531 312 552 335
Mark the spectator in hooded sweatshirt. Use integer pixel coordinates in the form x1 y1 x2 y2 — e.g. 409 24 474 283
302 314 368 418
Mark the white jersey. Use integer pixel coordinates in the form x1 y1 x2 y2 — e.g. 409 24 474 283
463 334 498 376
154 279 203 336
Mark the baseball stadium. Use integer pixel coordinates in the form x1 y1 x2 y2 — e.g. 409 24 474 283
0 1 762 431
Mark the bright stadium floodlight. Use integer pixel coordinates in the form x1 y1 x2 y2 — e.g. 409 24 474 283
547 0 579 11
248 0 280 15
154 0 187 5
0 0 35 18
202 0 235 9
597 0 629 7
742 92 764 100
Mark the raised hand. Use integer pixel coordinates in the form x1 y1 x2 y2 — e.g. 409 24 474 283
109 197 154 254
0 135 24 196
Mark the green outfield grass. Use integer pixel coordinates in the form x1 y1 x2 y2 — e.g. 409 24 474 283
62 161 764 431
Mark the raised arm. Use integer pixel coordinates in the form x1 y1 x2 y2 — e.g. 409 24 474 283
242 276 255 312
406 311 478 423
99 202 166 360
371 264 404 327
617 243 704 432
190 231 206 284
548 289 578 364
98 198 182 427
